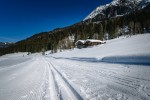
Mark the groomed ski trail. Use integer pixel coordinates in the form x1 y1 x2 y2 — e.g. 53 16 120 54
45 58 84 100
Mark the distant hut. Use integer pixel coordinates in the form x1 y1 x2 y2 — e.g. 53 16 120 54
75 40 85 49
75 39 106 49
85 39 106 47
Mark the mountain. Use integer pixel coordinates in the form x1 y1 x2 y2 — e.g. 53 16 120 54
0 42 14 48
84 0 150 21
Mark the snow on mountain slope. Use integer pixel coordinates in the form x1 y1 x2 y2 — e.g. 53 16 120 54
139 0 150 8
84 0 150 21
84 4 109 20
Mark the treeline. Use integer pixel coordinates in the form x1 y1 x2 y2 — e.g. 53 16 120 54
0 4 150 56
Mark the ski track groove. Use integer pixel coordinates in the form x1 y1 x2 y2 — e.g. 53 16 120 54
48 62 60 100
49 58 150 100
94 68 150 99
51 69 62 100
46 59 84 100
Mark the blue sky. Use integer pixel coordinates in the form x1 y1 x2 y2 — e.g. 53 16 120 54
0 0 112 42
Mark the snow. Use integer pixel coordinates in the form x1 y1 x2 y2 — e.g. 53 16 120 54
83 5 108 21
51 34 150 60
75 39 105 46
0 33 150 100
75 40 86 44
47 33 150 99
111 0 120 6
84 0 148 21
0 54 50 100
86 39 103 43
138 0 150 8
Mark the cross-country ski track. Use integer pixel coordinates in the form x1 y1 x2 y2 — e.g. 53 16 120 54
45 58 84 100
0 34 150 100
0 54 150 100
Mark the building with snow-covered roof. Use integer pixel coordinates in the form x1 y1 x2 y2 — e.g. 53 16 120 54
75 40 86 49
85 39 106 47
75 39 106 49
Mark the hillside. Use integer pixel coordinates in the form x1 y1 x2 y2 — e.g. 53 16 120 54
0 42 14 48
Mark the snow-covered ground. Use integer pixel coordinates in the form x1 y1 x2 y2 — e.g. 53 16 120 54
0 33 150 100
0 53 50 100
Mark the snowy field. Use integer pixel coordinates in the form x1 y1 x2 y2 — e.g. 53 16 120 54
0 33 150 100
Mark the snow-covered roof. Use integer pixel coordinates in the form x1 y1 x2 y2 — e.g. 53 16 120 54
86 39 103 43
75 40 86 45
75 39 106 45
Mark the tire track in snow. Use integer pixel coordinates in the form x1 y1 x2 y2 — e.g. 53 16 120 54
47 60 83 100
